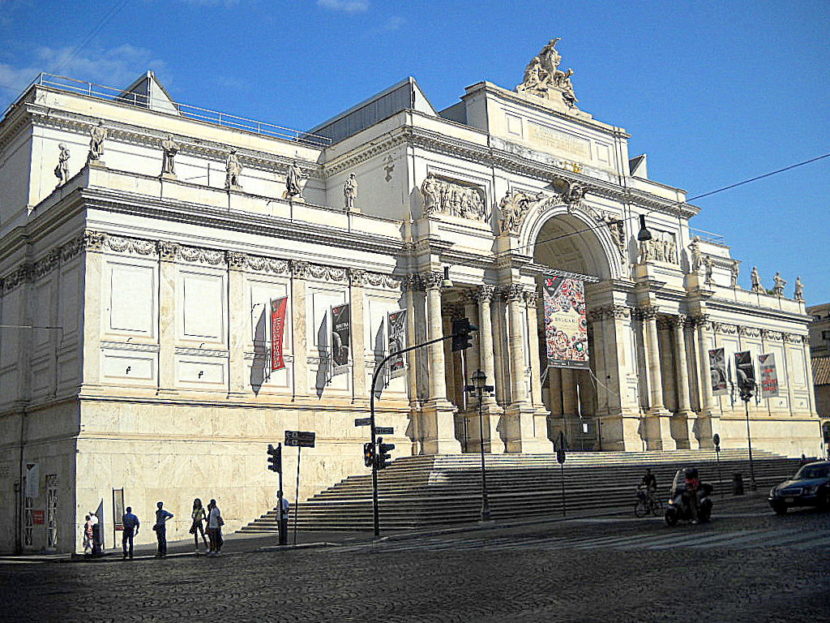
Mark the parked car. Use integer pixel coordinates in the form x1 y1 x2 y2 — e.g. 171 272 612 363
768 461 830 515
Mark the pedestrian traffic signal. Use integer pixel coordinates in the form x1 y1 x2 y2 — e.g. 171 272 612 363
451 318 478 352
377 437 395 470
363 442 375 468
267 443 282 473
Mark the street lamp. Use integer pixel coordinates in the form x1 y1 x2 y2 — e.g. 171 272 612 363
637 214 653 241
465 368 494 522
739 378 757 491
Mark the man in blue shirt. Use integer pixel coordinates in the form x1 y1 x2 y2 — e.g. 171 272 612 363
121 507 140 560
154 501 174 558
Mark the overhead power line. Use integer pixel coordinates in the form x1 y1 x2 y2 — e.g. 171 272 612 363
50 0 130 75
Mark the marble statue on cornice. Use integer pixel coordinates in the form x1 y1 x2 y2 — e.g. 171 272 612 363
285 161 303 200
794 276 804 301
773 272 786 297
688 237 702 273
161 135 179 177
704 255 714 286
225 148 242 190
54 143 70 186
87 120 107 164
730 262 739 288
751 266 762 293
344 173 358 210
517 38 578 108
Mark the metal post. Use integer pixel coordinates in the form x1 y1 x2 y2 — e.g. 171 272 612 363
715 448 723 498
560 462 566 517
478 390 491 522
278 443 287 546
744 400 757 491
293 446 301 546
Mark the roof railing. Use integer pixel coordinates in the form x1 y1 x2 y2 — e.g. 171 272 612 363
690 227 726 245
3 73 331 146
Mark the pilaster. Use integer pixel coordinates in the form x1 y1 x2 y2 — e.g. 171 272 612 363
290 260 309 400
693 313 719 448
227 251 247 398
349 269 367 404
157 240 179 396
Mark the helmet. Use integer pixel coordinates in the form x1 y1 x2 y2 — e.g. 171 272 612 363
684 467 699 479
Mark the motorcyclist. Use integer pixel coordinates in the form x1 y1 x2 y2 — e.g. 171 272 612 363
684 468 701 524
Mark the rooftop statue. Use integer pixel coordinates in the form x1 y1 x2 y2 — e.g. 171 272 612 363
517 38 578 108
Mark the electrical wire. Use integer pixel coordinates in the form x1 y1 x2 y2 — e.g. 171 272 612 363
50 0 130 75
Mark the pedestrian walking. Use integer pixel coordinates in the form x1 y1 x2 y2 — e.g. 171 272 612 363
153 501 174 558
122 507 140 559
82 514 94 556
190 498 209 553
206 499 224 556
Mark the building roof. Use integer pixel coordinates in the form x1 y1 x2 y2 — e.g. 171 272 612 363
813 356 830 386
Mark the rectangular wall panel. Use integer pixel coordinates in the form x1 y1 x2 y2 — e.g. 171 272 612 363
108 262 154 335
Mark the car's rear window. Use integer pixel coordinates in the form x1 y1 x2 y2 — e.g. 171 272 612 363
795 465 830 479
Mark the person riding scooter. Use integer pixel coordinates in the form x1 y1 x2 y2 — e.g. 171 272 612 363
683 467 701 524
665 467 713 526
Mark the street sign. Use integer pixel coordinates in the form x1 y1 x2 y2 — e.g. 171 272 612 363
285 430 316 448
354 417 371 427
374 426 394 435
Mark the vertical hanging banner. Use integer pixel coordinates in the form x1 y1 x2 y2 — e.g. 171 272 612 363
708 348 728 396
734 350 756 393
758 353 779 398
387 309 407 378
543 275 589 369
270 297 288 371
330 303 351 375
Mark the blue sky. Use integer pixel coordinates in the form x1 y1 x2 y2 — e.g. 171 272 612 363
1 0 828 302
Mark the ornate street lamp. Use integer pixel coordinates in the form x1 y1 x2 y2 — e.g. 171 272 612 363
466 369 494 522
637 214 653 241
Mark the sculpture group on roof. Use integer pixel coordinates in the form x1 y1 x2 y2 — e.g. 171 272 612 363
517 38 578 108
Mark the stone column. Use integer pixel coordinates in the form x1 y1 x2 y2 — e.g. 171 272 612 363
157 240 179 396
470 285 503 453
524 290 545 408
348 269 367 403
640 306 674 450
490 295 508 408
421 271 459 454
290 260 309 400
404 275 422 455
227 252 247 398
694 314 718 448
671 314 696 449
548 367 564 441
462 292 480 386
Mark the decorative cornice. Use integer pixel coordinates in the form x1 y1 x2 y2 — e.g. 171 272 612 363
307 264 348 283
104 234 158 258
245 255 289 275
174 347 229 358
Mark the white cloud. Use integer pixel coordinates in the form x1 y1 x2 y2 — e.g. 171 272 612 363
317 0 369 13
381 15 405 31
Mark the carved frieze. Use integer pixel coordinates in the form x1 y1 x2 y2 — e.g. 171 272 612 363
307 264 348 283
739 326 761 338
34 250 61 278
420 174 487 221
105 234 158 257
348 268 366 287
499 189 545 234
637 229 678 265
178 245 226 266
157 241 180 261
245 256 289 275
363 272 402 291
226 251 247 270
3 264 33 292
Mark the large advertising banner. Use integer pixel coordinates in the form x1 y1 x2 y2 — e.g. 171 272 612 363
734 350 756 394
269 297 288 371
708 348 728 396
387 309 407 378
758 353 780 398
330 303 351 375
542 275 589 369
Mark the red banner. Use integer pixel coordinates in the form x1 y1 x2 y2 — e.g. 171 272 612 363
32 510 45 525
270 297 288 371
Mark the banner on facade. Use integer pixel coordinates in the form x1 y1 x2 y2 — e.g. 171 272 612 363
387 309 407 378
758 353 780 398
734 350 756 394
708 348 728 396
330 303 351 375
270 297 288 372
25 463 39 498
542 275 589 369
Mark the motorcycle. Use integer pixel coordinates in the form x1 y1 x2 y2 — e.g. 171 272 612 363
665 468 713 526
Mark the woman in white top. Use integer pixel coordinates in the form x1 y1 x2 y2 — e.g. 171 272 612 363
206 499 224 556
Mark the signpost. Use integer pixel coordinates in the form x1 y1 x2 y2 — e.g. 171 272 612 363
354 417 371 427
713 433 723 498
374 426 394 436
556 431 567 517
284 431 316 545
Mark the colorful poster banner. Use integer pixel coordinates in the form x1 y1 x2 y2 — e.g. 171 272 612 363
330 303 351 374
387 309 407 377
734 350 756 394
270 297 288 371
758 353 780 398
542 276 589 369
708 348 728 396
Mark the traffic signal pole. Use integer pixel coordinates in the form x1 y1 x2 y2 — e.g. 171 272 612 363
369 332 464 537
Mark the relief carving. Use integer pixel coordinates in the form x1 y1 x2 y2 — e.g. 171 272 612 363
245 256 289 275
638 229 678 265
499 189 545 234
307 264 347 283
420 174 487 221
178 246 226 266
290 260 309 280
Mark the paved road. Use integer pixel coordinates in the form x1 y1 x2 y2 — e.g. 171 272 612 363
1 496 827 622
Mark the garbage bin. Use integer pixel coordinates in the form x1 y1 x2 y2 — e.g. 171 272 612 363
732 473 744 496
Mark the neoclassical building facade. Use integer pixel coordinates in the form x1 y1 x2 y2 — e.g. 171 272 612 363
0 44 819 552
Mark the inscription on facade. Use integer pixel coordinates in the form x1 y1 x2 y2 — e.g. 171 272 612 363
527 123 590 158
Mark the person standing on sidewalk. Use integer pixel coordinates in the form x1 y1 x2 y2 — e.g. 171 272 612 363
190 498 209 554
153 501 174 558
206 499 224 556
82 515 94 556
121 507 140 560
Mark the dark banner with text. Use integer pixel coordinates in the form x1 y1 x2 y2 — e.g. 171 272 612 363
758 353 779 398
331 303 351 375
270 297 288 371
543 276 589 369
708 348 728 396
387 309 407 378
734 350 756 394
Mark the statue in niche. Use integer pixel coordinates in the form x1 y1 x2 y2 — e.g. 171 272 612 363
161 135 179 176
688 237 702 273
225 148 242 189
343 173 358 210
285 161 303 199
772 272 786 297
750 266 762 293
499 189 544 234
87 120 107 163
54 143 70 186
420 174 440 215
730 262 739 288
794 276 804 301
704 255 714 286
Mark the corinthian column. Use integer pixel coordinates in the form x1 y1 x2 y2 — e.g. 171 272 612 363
670 314 696 449
506 284 529 407
157 240 179 396
349 269 367 403
640 305 674 450
470 284 504 453
694 313 718 448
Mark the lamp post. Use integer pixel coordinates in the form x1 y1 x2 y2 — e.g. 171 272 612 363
740 379 757 491
465 369 494 522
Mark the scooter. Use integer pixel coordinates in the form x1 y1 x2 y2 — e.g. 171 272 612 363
665 468 713 526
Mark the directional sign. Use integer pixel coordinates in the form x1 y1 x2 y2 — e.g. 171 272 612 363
374 426 394 436
285 430 316 448
354 417 372 427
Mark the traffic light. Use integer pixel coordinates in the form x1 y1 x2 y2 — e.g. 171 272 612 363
267 443 282 473
452 318 478 352
377 437 395 470
363 442 375 468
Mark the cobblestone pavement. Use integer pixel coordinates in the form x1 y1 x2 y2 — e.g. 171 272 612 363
1 497 828 622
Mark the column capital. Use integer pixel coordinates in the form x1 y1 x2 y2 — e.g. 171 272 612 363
348 268 367 287
290 260 309 279
472 284 496 303
501 283 526 302
635 305 660 321
226 251 247 270
422 271 444 291
402 273 424 292
691 313 711 329
523 289 540 306
157 241 180 262
670 314 689 330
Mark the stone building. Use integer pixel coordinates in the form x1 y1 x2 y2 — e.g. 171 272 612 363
0 42 819 553
807 303 830 446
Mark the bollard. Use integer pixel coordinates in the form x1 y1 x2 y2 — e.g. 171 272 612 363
732 472 744 496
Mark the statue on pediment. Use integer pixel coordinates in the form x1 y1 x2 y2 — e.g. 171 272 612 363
517 38 578 108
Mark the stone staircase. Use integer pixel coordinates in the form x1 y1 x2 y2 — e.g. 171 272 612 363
240 449 802 533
